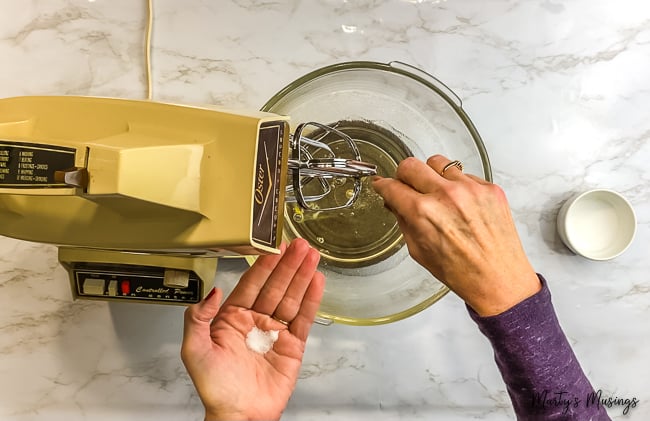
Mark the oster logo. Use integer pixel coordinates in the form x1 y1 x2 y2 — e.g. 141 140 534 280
252 122 285 247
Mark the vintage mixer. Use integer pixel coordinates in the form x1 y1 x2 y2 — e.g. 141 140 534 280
0 94 377 301
0 62 492 325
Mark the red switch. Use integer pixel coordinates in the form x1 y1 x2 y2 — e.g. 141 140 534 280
120 280 131 295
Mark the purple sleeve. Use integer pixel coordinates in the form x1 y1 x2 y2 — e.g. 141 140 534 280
468 275 611 420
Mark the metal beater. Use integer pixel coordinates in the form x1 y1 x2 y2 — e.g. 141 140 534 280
286 121 377 211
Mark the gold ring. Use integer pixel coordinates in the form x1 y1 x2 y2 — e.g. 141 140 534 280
272 315 289 326
440 160 463 176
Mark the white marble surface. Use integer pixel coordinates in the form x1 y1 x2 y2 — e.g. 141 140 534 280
1 0 649 419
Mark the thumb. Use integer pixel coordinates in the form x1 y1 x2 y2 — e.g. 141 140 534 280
183 287 223 343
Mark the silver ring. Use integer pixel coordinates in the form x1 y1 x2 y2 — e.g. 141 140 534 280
440 160 463 176
271 315 289 326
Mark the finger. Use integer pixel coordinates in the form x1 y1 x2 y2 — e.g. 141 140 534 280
394 157 443 193
252 238 311 315
182 287 224 346
288 271 326 341
271 247 321 322
465 173 492 185
371 176 422 217
427 154 465 181
223 242 288 309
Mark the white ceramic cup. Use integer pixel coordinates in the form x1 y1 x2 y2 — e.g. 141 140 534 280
557 189 636 260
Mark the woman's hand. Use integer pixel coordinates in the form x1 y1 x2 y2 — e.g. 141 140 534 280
181 238 325 421
372 155 540 316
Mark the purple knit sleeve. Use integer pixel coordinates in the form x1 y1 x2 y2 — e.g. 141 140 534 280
468 275 611 420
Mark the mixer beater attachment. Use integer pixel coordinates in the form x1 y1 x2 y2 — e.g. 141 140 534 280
286 122 377 211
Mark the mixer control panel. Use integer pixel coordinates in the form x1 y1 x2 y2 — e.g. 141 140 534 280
72 263 202 305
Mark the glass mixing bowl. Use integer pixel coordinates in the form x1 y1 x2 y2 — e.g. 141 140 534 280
250 61 491 326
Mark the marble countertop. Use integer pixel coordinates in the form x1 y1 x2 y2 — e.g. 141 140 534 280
1 0 648 419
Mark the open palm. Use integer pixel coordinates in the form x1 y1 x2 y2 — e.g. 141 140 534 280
182 239 324 421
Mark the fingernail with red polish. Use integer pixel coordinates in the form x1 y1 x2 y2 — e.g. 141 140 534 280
205 287 216 301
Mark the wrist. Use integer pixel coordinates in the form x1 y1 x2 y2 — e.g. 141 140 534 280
205 410 248 421
467 271 542 317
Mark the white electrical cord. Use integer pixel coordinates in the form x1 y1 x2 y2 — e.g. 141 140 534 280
145 0 154 100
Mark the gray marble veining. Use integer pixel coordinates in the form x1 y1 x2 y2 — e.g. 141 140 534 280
1 0 648 419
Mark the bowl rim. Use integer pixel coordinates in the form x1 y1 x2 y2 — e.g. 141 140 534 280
261 60 493 182
245 254 451 326
258 61 491 325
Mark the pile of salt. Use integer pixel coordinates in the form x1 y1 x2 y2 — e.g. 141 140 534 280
245 326 279 354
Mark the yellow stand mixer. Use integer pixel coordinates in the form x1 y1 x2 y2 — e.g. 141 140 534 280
0 95 375 305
